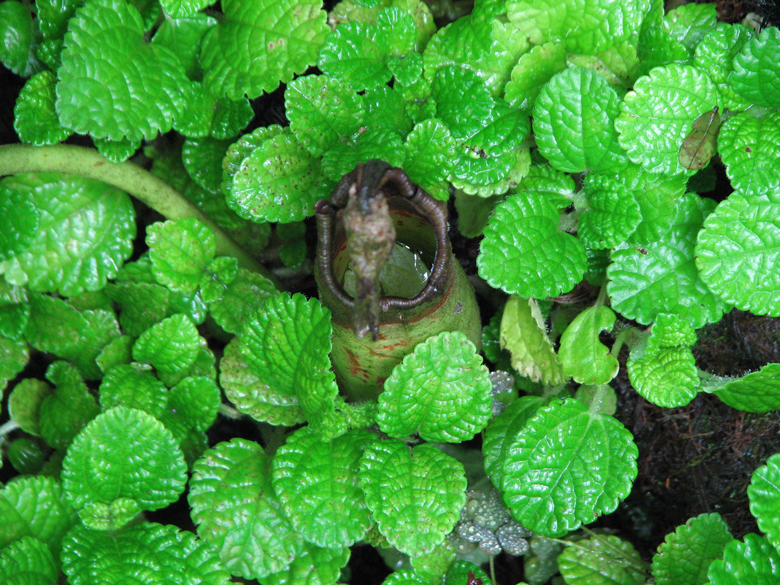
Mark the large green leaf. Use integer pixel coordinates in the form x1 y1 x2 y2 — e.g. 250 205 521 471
707 534 780 585
717 110 780 198
729 26 780 109
748 453 780 553
558 534 646 585
13 70 73 146
0 536 58 585
713 364 780 413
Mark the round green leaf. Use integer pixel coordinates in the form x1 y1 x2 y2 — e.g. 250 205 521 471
147 218 216 296
359 440 467 557
0 280 29 340
317 20 391 90
229 131 334 223
133 313 204 375
182 137 233 194
0 0 42 76
104 282 171 338
0 536 57 585
616 64 720 175
431 66 495 140
271 427 376 548
707 533 780 585
477 191 587 298
0 173 135 296
696 191 780 316
652 513 733 585
578 176 642 249
168 376 221 432
748 453 780 553
558 534 646 585
694 24 754 110
533 67 628 173
262 542 350 585
377 331 492 442
730 26 780 109
38 361 100 449
718 110 780 198
200 0 329 100
61 521 231 585
502 398 638 537
14 70 73 146
189 438 303 579
99 363 168 417
713 364 780 413
9 378 52 436
402 119 456 195
57 0 189 141
504 41 567 112
62 406 188 515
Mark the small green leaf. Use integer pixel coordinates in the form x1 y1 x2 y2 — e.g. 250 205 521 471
578 175 642 249
271 427 376 548
730 26 780 109
94 136 141 164
132 313 203 376
377 331 493 443
320 126 406 181
229 130 335 223
748 453 780 552
506 0 646 54
0 476 78 558
167 376 221 432
707 534 780 585
478 190 587 298
13 70 73 146
147 218 216 296
499 296 565 385
262 543 350 585
159 0 213 19
99 363 167 416
182 137 233 194
200 0 329 100
717 110 780 198
359 440 467 556
0 337 29 390
696 191 780 316
713 364 780 413
8 378 51 436
616 64 720 175
662 2 717 52
504 42 567 112
38 361 100 449
652 513 733 585
151 14 217 79
62 406 188 517
0 280 30 340
61 521 231 585
431 66 494 140
104 282 171 338
559 304 619 385
694 24 754 110
0 536 58 585
79 498 142 531
502 398 638 537
0 1 42 76
57 0 189 141
189 438 303 579
533 67 628 173
0 172 135 296
558 534 646 585
608 192 728 329
402 119 457 196
445 561 492 585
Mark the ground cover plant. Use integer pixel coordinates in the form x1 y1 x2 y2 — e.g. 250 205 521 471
1 0 780 583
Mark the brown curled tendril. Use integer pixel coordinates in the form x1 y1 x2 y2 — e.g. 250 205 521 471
315 161 451 333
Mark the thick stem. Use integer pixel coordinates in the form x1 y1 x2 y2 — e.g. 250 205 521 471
0 143 271 279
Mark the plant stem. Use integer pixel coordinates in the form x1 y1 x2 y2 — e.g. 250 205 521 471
0 143 271 279
0 419 20 438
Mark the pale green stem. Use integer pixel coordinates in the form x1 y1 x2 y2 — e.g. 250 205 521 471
0 419 20 438
0 143 271 279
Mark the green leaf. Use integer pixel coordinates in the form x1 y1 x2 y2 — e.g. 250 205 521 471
707 534 780 585
151 14 217 79
402 119 457 196
626 313 699 408
559 304 619 385
13 70 73 146
228 130 335 223
146 218 216 295
718 110 780 198
445 561 492 585
533 67 628 173
62 406 187 517
748 453 780 552
0 337 29 391
0 173 135 296
423 12 529 98
38 361 100 449
662 2 717 52
477 190 587 298
0 536 58 585
189 438 304 579
608 192 728 329
504 42 567 112
694 24 754 110
238 293 337 426
57 0 188 141
271 427 376 548
320 126 406 181
160 0 213 19
220 337 306 427
431 66 494 140
132 313 203 376
0 280 29 343
502 398 638 537
713 364 780 413
678 107 721 172
8 378 51 436
652 513 733 585
94 136 141 164
104 282 171 338
359 440 467 556
61 521 231 585
616 64 720 175
0 1 42 76
262 543 350 585
182 137 233 194
695 191 780 316
167 376 220 432
0 476 78 559
579 174 642 249
99 363 167 416
499 296 565 385
558 534 646 585
200 0 329 100
0 184 38 264
377 331 493 442
96 334 134 373
506 0 646 54
730 26 780 109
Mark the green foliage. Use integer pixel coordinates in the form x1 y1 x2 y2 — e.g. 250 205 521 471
3 0 780 583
